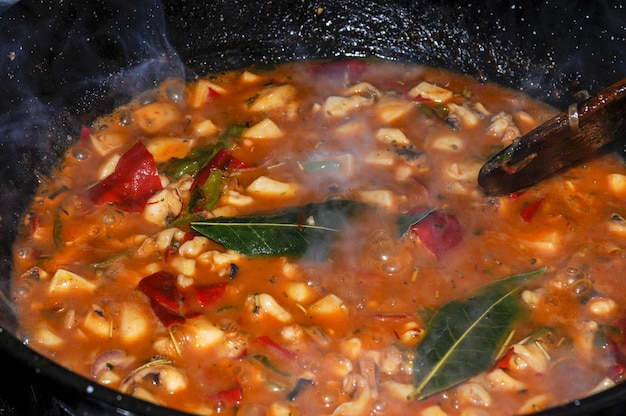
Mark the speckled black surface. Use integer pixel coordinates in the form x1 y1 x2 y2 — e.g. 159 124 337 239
0 0 625 414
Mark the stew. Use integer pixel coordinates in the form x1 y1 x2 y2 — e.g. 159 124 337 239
11 59 626 415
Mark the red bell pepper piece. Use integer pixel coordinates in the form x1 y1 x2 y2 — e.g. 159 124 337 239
89 141 163 212
138 271 180 312
192 283 228 308
410 210 463 259
210 385 243 404
139 271 231 326
138 271 187 327
226 155 252 170
492 347 515 370
205 87 221 101
255 335 298 360
79 125 94 146
520 197 545 222
192 148 233 191
148 299 186 327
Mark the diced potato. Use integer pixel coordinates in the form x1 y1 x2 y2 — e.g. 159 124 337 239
522 231 559 253
308 294 348 317
190 118 219 137
209 205 240 218
240 70 262 83
49 269 97 295
515 110 535 126
608 173 626 196
83 305 111 338
446 162 481 181
409 81 453 102
365 149 396 166
246 176 299 197
242 118 283 139
34 324 64 348
117 303 150 342
375 97 413 123
91 132 125 156
285 282 314 303
430 134 463 152
190 79 227 109
133 102 181 134
145 137 194 163
322 95 373 118
186 316 225 349
334 120 363 136
357 189 395 210
249 84 297 112
340 337 362 361
376 127 410 145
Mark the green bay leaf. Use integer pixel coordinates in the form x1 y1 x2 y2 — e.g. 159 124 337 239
191 200 368 257
412 267 546 398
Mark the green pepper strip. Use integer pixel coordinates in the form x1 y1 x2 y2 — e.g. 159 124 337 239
162 143 225 180
250 354 291 377
201 169 223 211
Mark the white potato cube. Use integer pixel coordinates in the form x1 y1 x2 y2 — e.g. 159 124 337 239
408 81 453 102
376 127 410 145
375 97 413 123
186 316 225 349
249 84 297 112
190 118 219 137
90 132 125 156
145 137 194 163
190 79 227 109
133 102 181 135
49 269 97 295
242 118 283 139
357 190 395 210
246 176 299 197
308 294 348 317
117 303 150 342
322 95 373 118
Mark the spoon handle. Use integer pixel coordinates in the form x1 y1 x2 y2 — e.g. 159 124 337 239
478 78 626 195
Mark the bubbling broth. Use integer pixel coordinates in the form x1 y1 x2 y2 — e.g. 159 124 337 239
11 59 626 415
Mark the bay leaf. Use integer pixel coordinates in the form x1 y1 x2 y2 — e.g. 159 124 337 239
412 267 546 399
191 199 433 258
191 199 367 257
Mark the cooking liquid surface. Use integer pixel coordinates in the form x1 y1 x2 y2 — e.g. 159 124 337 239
10 60 626 415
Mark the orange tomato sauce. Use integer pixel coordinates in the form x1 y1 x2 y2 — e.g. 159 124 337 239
11 59 626 415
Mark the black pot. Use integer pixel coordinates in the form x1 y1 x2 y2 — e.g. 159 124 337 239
0 0 625 414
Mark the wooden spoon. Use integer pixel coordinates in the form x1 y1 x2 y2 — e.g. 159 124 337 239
478 78 626 195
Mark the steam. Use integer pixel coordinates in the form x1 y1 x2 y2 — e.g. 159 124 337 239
0 0 183 331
